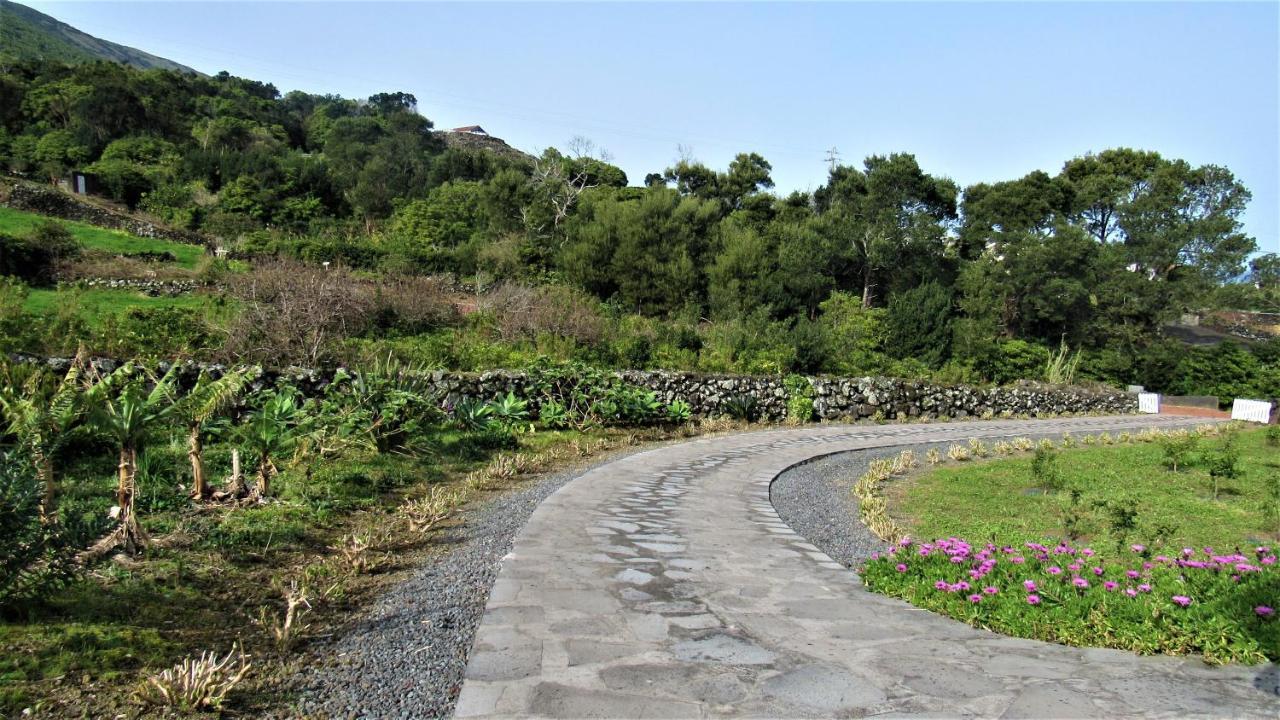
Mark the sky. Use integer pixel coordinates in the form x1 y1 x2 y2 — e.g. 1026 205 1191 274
24 1 1280 253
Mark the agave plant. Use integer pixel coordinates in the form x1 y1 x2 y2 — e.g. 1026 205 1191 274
489 392 531 432
721 394 759 422
450 397 495 431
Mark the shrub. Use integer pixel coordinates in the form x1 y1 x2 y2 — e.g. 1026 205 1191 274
783 374 815 425
1266 425 1279 448
0 453 100 612
1159 431 1199 472
1206 432 1241 501
1030 444 1063 492
476 283 605 346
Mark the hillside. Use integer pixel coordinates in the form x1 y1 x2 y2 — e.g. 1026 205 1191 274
0 0 198 73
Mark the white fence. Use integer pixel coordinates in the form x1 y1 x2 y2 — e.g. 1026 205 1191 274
1138 393 1160 414
1230 399 1273 424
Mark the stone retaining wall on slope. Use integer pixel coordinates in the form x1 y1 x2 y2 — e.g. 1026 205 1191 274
0 181 212 248
15 355 1136 421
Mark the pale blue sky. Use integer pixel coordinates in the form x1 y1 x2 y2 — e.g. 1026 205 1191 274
25 1 1280 252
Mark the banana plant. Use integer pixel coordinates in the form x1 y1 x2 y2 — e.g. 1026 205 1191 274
82 363 180 555
237 388 307 499
174 368 252 499
0 353 87 524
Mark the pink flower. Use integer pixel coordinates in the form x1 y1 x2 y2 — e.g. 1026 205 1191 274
1068 563 1082 572
1126 570 1140 579
1026 594 1041 605
1092 566 1104 576
934 580 949 590
1023 580 1037 591
895 563 907 573
1172 595 1192 607
1125 588 1138 597
968 594 983 603
1081 548 1095 557
983 586 999 595
1047 566 1063 575
956 581 971 592
1072 577 1089 589
1103 581 1118 591
1130 544 1145 553
1262 556 1276 566
1010 556 1026 564
871 552 880 560
1256 606 1275 618
1138 584 1151 593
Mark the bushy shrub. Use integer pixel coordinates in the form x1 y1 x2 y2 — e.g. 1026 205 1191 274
784 374 814 425
0 453 100 612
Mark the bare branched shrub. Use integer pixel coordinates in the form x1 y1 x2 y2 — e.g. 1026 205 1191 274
399 486 462 536
254 581 311 653
335 533 378 575
224 259 456 366
224 259 374 367
135 644 250 711
476 283 605 344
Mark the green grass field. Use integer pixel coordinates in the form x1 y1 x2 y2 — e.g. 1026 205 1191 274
0 207 206 269
890 428 1280 549
22 288 214 323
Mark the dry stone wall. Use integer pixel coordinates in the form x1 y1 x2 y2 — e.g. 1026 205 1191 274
18 355 1136 421
1 182 211 248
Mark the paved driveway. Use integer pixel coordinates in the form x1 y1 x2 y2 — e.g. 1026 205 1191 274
456 416 1278 718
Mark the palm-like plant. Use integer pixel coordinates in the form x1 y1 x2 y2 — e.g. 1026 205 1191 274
175 369 252 499
82 363 180 555
238 389 306 499
0 353 87 523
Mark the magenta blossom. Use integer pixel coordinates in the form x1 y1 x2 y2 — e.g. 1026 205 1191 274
1130 544 1145 553
983 586 999 595
1047 566 1063 575
1126 570 1140 579
934 580 949 590
895 563 907 573
1026 594 1041 605
1125 588 1138 597
1092 566 1104 576
1072 577 1090 589
1256 606 1275 618
1103 581 1118 591
968 594 983 603
1138 584 1152 593
1172 595 1192 607
1023 580 1037 591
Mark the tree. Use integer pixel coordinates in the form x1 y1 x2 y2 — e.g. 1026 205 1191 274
885 281 953 368
175 368 253 499
816 154 958 308
82 364 180 556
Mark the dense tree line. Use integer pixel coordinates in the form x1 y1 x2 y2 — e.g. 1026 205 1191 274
0 59 1276 393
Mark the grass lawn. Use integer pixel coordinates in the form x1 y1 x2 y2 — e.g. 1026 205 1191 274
888 427 1279 549
23 287 218 324
0 207 206 269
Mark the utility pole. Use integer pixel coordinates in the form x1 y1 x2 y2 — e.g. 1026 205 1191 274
824 146 840 172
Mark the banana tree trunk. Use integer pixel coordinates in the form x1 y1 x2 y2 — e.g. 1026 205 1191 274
117 446 133 510
35 451 56 524
188 425 207 499
254 452 272 498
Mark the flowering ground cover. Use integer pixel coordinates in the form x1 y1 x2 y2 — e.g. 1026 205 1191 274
863 538 1278 663
861 426 1280 663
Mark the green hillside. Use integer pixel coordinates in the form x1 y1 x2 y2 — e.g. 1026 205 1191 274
0 0 197 73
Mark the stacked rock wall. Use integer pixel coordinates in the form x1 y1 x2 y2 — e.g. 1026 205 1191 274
1 182 211 248
17 355 1135 421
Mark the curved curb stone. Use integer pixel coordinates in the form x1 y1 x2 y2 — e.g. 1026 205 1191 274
455 416 1278 718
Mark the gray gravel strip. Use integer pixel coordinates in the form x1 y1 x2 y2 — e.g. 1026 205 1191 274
770 422 1213 570
293 446 650 719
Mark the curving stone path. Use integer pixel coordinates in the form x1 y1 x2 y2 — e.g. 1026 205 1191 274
455 416 1279 718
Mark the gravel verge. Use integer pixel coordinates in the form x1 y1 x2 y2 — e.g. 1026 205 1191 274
292 445 651 719
769 422 1210 569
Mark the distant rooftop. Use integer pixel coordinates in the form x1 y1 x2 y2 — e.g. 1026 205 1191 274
450 125 488 136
